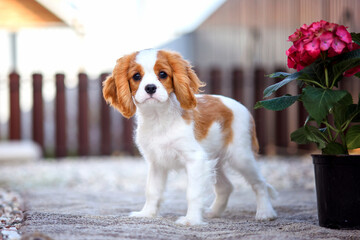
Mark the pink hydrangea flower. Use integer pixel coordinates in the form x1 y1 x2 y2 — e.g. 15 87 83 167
319 32 333 51
286 20 360 76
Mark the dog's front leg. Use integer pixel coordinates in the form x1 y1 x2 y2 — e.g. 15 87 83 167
176 156 211 225
130 163 168 218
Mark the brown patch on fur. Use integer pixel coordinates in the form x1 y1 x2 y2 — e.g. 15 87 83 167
102 52 139 119
154 52 174 94
158 50 205 110
182 95 234 146
128 62 144 97
250 116 260 154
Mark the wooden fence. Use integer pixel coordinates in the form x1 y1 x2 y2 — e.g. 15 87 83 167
3 68 359 158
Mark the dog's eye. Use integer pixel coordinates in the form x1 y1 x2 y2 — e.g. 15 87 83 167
132 73 141 81
159 71 168 79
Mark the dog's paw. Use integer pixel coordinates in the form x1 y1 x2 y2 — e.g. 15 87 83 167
175 216 206 226
129 211 156 218
204 208 222 219
255 208 277 221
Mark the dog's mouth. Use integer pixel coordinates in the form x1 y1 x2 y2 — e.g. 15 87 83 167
134 91 168 105
143 97 160 104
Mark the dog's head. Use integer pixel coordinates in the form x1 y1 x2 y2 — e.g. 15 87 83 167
102 49 205 118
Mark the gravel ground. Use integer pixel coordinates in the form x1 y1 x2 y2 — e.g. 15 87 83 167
0 189 23 240
0 156 359 239
0 156 315 193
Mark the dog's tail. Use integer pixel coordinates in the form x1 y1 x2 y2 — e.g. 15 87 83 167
267 183 279 200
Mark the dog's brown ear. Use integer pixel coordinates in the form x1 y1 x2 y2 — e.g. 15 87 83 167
161 50 205 110
102 54 137 118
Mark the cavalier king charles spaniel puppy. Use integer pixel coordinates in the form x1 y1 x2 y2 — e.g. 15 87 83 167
102 49 277 225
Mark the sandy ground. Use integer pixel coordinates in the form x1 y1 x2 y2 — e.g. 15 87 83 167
1 156 360 239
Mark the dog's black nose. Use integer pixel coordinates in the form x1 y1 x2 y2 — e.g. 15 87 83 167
145 84 157 94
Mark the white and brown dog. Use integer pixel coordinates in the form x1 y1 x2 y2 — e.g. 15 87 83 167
103 49 277 225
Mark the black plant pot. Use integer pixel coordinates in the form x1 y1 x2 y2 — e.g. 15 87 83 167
313 154 360 229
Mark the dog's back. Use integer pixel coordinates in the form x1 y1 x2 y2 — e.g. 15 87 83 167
189 94 256 161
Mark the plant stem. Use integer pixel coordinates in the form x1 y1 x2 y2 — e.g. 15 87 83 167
301 79 327 89
342 120 352 132
322 121 335 142
322 121 338 133
324 67 329 88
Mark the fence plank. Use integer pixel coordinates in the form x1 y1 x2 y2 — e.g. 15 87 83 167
274 68 289 153
55 74 66 158
253 68 267 155
78 73 89 156
32 73 43 151
100 73 111 155
6 67 322 157
122 118 134 155
232 68 244 103
9 72 21 140
210 68 222 95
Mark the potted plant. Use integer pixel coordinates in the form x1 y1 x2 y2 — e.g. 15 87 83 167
255 20 360 229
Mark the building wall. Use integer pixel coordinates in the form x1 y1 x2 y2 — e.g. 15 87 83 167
194 0 360 69
185 0 360 108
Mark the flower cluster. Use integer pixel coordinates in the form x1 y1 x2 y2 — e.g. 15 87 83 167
286 20 360 76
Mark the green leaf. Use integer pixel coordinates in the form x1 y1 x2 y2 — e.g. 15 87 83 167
255 95 300 111
348 104 360 123
351 32 360 46
263 71 303 98
346 125 360 149
338 91 353 106
291 127 311 145
302 86 349 124
322 142 348 155
267 72 291 79
333 92 353 128
355 72 360 79
263 59 326 98
291 125 327 149
332 49 360 81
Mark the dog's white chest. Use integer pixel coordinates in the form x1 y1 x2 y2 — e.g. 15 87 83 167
136 119 194 169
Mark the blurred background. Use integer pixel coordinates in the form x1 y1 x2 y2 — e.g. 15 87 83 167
0 0 359 158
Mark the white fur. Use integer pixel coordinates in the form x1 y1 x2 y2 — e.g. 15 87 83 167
128 50 277 225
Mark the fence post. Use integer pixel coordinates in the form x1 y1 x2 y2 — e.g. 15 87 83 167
32 73 43 151
9 72 21 140
78 73 89 156
100 73 111 155
232 68 244 103
210 68 222 95
122 118 134 155
253 67 268 155
340 76 355 95
55 74 66 158
274 68 289 154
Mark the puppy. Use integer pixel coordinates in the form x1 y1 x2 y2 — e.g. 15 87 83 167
103 49 277 225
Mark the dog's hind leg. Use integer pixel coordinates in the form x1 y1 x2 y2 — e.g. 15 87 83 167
207 164 233 218
229 151 277 221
